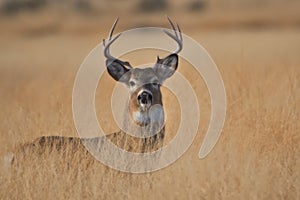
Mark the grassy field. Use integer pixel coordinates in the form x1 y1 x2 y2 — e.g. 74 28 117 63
0 1 299 199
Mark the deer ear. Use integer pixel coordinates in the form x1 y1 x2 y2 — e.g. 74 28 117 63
106 59 131 82
154 54 178 82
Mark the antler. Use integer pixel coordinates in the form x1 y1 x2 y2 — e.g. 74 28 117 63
163 16 183 54
102 17 132 68
103 17 182 67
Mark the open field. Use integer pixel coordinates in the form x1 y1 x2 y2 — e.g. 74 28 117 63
0 1 300 199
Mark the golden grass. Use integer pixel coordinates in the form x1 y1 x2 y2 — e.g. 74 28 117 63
0 6 299 199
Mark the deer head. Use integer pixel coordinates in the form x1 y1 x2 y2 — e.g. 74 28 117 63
103 17 182 128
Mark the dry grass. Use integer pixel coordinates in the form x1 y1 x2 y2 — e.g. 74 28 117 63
0 2 300 199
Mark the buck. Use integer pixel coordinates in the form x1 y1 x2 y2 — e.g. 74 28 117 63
7 17 183 168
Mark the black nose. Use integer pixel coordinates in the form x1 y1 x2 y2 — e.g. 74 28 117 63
138 91 152 105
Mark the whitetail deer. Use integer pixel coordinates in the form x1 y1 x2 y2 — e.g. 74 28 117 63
7 17 183 167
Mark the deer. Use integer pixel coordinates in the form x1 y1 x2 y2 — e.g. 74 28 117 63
5 17 183 169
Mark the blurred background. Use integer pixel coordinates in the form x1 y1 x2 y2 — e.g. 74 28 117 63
1 0 300 35
0 0 299 199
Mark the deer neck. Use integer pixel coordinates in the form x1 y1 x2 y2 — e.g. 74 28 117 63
125 102 165 138
106 104 166 153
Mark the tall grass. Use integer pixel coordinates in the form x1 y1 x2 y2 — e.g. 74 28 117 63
0 11 299 199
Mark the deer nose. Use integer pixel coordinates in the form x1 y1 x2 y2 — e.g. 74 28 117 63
138 91 152 105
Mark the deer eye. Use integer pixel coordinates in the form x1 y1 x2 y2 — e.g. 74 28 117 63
153 82 159 87
129 81 135 87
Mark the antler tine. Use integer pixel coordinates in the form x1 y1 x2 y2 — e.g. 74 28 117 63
164 16 183 54
176 22 183 42
166 15 178 38
109 17 119 40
